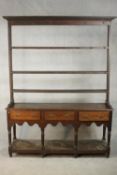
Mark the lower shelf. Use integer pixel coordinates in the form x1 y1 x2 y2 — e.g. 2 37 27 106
12 139 42 154
11 139 108 156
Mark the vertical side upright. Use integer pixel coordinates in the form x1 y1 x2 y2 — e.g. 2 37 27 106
8 22 14 104
106 25 111 104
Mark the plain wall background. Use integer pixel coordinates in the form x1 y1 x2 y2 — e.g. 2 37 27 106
0 0 117 155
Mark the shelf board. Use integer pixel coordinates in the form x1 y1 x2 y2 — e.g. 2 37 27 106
12 139 41 154
45 140 107 155
8 102 112 111
4 16 116 25
13 70 107 74
12 139 108 156
12 46 107 50
13 89 107 93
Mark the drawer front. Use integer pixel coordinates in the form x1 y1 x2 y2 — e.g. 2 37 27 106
79 111 109 121
9 110 41 121
44 111 75 121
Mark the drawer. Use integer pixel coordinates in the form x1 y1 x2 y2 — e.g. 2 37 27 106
79 111 109 121
9 109 41 121
44 111 75 121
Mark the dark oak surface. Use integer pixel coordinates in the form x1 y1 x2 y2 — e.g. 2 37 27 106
12 139 107 156
4 16 114 157
3 16 116 20
3 16 116 25
9 103 112 111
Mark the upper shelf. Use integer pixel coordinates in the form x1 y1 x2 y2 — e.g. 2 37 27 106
3 16 116 25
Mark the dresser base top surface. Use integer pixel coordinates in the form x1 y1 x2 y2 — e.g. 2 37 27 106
7 103 112 111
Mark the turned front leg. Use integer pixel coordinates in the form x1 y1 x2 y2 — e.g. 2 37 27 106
8 125 12 157
102 125 106 141
74 126 78 157
41 128 45 157
106 124 112 157
13 124 16 140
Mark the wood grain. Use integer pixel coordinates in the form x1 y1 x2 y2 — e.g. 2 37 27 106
79 111 109 121
9 109 41 121
44 111 75 121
